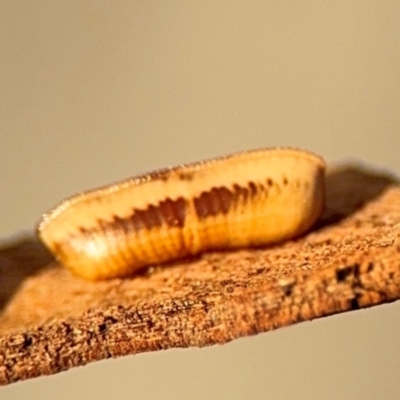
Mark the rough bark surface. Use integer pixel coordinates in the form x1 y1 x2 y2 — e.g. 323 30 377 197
0 163 399 385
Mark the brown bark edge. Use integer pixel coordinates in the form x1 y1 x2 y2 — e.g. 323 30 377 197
0 163 399 385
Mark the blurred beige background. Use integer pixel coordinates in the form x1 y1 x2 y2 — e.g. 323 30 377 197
1 1 400 399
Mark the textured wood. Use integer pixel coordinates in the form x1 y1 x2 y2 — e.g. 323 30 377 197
0 162 399 385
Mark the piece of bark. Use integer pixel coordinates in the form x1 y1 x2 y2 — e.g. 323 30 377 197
0 163 399 385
